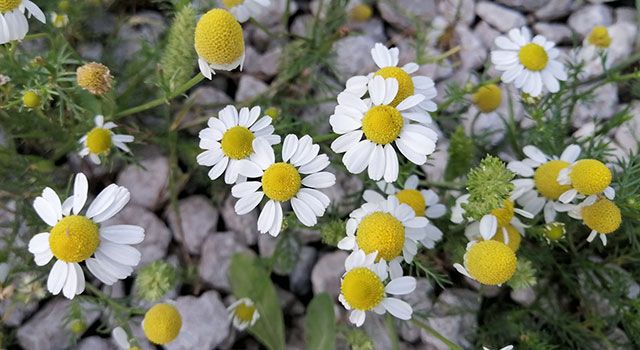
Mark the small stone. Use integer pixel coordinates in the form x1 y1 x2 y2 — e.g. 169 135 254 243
607 22 638 65
260 47 282 77
291 14 313 37
568 4 614 37
495 0 547 11
420 289 481 350
182 86 232 132
117 156 170 210
535 0 576 21
165 195 219 255
456 25 486 70
311 251 349 298
165 291 231 350
235 75 269 101
198 232 253 291
573 84 618 128
77 43 104 61
362 314 391 349
253 0 298 27
323 168 364 214
421 139 449 181
76 337 114 350
220 195 259 245
104 205 172 267
511 286 537 306
114 12 166 64
289 246 318 295
377 0 437 30
258 233 278 258
474 21 501 49
242 45 262 75
533 23 572 44
334 35 377 79
399 279 435 342
349 18 387 43
476 1 527 33
615 103 640 155
615 7 637 24
439 0 475 25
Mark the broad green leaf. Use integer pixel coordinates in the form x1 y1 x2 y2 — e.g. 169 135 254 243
229 254 285 350
304 293 336 350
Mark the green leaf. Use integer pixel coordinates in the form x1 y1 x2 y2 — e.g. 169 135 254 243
304 293 336 350
229 254 285 350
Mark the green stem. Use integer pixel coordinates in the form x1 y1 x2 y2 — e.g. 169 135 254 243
385 314 400 350
420 180 465 191
114 74 204 118
312 133 339 143
411 318 463 350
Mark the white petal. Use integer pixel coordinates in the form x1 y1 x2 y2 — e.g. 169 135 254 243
385 277 416 295
232 181 262 198
560 144 581 163
62 262 80 299
100 225 145 244
302 172 336 189
383 144 399 182
282 134 298 162
28 232 50 254
291 197 317 226
257 200 276 233
47 260 68 295
33 197 59 227
86 184 118 219
98 242 141 267
72 174 88 214
368 75 385 106
523 145 548 163
382 298 412 320
479 215 498 240
235 191 264 214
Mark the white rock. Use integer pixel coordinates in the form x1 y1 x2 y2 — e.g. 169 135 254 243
117 156 170 210
535 0 577 21
511 286 537 306
377 0 437 30
420 289 481 350
253 0 297 27
421 138 449 181
323 168 363 214
607 22 638 65
476 1 526 33
615 103 640 154
456 24 486 70
568 4 614 37
474 21 501 49
198 232 253 291
165 195 219 255
258 233 278 258
311 251 348 298
182 86 232 131
533 23 572 44
114 12 166 64
242 45 262 75
495 0 547 11
615 7 637 24
165 291 231 350
334 35 377 79
438 0 475 25
289 246 318 295
399 279 435 342
574 83 618 128
260 47 282 77
349 18 387 42
77 337 114 350
220 195 259 245
235 75 268 101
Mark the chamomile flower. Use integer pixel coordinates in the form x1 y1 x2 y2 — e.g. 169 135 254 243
27 173 145 299
363 175 446 248
197 105 280 184
232 135 335 237
331 76 438 182
76 62 113 96
194 8 245 79
227 297 260 330
471 83 502 114
79 115 134 165
454 240 517 286
142 303 182 345
344 43 438 118
0 0 45 44
50 11 68 28
557 159 615 203
508 144 581 223
565 197 621 246
491 27 567 97
221 0 270 23
339 250 416 327
338 196 428 271
112 327 139 350
483 346 514 350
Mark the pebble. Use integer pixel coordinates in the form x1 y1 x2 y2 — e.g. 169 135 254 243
438 0 475 25
510 286 537 306
323 168 364 214
235 75 269 102
568 4 614 37
421 138 449 181
615 7 637 24
399 279 435 342
476 1 527 33
496 0 547 12
607 22 638 65
474 21 501 49
311 251 349 298
573 83 618 128
77 43 104 61
533 23 573 44
114 12 166 64
349 18 387 43
289 246 318 295
220 195 259 245
456 24 486 70
165 195 219 255
420 289 481 350
182 86 232 131
334 35 378 79
76 337 114 350
615 103 640 154
377 0 437 30
534 0 577 21
117 156 170 210
198 232 253 291
259 47 282 77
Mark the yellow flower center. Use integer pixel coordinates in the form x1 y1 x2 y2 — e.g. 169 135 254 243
395 189 425 216
234 302 256 322
518 43 548 71
544 222 565 241
22 90 41 108
341 267 385 311
490 200 515 227
222 0 244 8
262 162 301 202
221 126 255 160
356 212 405 261
143 303 182 345
581 198 621 234
86 128 112 155
491 224 521 252
49 215 100 263
587 26 612 49
374 67 415 107
472 84 502 113
534 160 571 200
350 4 373 22
194 9 245 66
465 240 517 286
0 0 21 12
76 62 113 96
361 105 403 145
569 159 612 195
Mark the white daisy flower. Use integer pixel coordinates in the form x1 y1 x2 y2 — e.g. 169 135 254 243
363 175 446 248
27 173 145 299
330 75 438 182
197 105 280 184
344 43 438 119
507 144 581 223
0 0 45 44
556 158 615 204
79 115 134 165
221 0 270 23
491 27 567 97
483 345 514 350
231 135 336 237
339 250 416 327
50 11 68 28
560 196 621 246
227 297 260 330
337 196 428 273
578 25 612 64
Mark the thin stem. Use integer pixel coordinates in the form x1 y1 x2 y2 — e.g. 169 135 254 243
420 180 465 191
411 318 463 350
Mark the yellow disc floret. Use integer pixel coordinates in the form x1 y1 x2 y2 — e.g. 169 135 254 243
341 267 384 310
0 0 21 12
587 26 612 49
76 62 113 96
569 159 612 195
581 198 621 234
465 240 517 286
234 302 256 322
22 90 41 108
221 126 255 160
395 189 426 216
534 160 571 200
86 128 112 155
194 9 244 68
361 105 403 145
490 200 515 228
222 0 244 8
262 162 301 201
142 303 182 345
491 224 521 252
350 4 373 22
374 67 415 107
356 212 405 261
518 43 548 71
544 222 566 241
472 84 502 113
49 215 100 263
